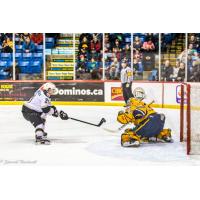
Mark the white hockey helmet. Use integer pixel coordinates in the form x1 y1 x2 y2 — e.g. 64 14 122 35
41 82 57 95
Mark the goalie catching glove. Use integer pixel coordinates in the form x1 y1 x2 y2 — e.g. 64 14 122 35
117 110 134 124
59 110 69 120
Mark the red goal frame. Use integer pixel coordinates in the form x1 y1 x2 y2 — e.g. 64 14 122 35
180 83 191 155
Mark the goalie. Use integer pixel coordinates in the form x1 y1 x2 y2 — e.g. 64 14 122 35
117 97 173 147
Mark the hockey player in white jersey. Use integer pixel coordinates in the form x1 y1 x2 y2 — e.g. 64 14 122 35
22 82 68 144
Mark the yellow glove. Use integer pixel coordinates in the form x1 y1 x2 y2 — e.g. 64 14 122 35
117 110 133 124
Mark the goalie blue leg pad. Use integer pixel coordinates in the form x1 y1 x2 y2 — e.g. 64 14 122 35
134 114 165 138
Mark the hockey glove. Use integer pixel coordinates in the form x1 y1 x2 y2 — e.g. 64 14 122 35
51 106 59 117
60 110 69 120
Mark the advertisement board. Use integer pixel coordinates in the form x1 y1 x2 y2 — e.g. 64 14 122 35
0 82 104 102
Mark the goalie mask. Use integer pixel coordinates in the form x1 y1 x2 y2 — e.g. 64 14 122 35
133 87 146 100
117 111 133 124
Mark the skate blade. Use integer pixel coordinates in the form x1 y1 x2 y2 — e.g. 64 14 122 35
151 138 174 143
35 141 51 145
122 141 140 147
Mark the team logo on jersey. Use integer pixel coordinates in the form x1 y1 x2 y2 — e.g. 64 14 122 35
111 87 124 101
133 87 146 100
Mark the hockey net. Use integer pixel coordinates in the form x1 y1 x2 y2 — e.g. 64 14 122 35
180 83 200 155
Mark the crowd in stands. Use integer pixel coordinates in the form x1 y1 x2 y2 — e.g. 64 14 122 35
76 33 103 80
15 33 43 80
132 33 159 80
161 33 200 82
161 33 186 82
105 33 131 80
187 34 200 82
0 33 13 80
161 60 186 82
1 33 200 82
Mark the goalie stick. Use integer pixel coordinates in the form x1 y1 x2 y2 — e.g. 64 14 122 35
69 117 106 127
103 100 155 133
103 123 128 133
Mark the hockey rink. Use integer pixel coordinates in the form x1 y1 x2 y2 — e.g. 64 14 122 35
0 105 200 166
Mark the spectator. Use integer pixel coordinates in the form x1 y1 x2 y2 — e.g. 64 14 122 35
90 36 101 60
189 61 200 82
109 63 117 80
104 34 111 52
142 39 155 52
31 33 43 45
187 44 197 55
87 58 99 72
142 50 155 71
178 49 187 63
123 44 131 60
22 36 36 53
192 51 200 62
187 54 193 75
170 61 180 81
162 60 173 81
133 36 143 52
133 50 142 60
133 59 143 79
15 33 31 45
112 58 120 77
79 33 92 43
77 55 87 73
189 35 199 49
176 62 185 82
90 36 101 53
78 36 91 61
87 58 101 80
79 36 90 52
1 36 13 53
0 33 6 44
146 33 155 42
112 39 122 53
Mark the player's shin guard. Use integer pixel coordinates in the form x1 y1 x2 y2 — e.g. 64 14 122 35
121 129 141 147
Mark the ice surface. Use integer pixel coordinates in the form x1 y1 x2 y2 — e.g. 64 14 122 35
0 105 200 165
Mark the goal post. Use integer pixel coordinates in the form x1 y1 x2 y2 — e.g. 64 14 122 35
180 83 200 155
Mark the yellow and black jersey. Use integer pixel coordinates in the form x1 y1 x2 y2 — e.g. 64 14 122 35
127 98 156 125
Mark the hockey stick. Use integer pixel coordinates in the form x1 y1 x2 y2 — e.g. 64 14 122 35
103 100 155 133
103 124 128 133
69 117 106 127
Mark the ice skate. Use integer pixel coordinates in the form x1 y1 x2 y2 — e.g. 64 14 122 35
35 135 50 145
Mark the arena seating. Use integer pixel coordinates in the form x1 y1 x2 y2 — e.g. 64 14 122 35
0 60 10 80
161 33 185 66
46 37 55 49
14 34 44 77
16 52 43 74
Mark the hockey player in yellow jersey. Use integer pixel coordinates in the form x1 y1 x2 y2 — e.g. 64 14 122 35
117 97 173 147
